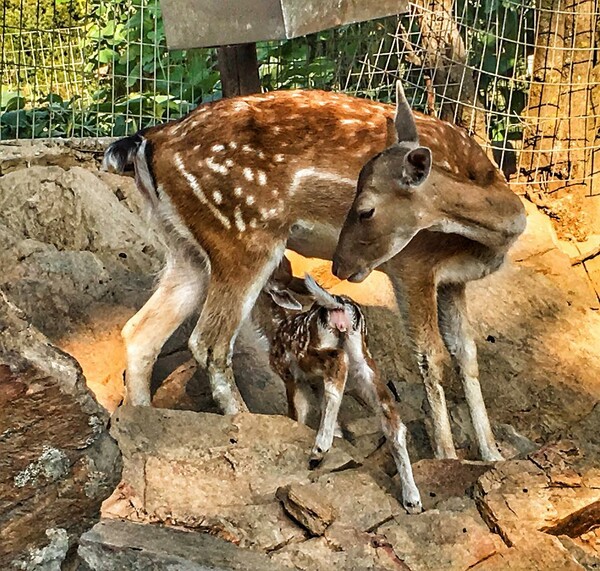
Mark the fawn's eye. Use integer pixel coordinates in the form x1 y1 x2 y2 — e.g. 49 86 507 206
359 208 375 221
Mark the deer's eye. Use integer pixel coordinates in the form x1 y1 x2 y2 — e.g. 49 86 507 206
359 208 375 221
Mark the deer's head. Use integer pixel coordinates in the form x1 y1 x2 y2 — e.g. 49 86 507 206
332 82 432 282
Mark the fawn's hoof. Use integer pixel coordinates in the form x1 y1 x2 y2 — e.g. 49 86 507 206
402 488 423 515
309 447 326 470
403 499 424 515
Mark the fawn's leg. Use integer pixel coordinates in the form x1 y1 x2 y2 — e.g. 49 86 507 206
122 255 207 406
188 245 285 414
276 367 312 424
306 349 348 468
438 283 503 461
391 275 458 459
346 332 422 514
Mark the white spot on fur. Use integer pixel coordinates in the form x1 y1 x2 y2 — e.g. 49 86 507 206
234 187 243 197
229 142 238 150
206 156 229 175
243 168 254 181
211 144 225 153
213 191 223 204
242 145 253 153
340 118 362 125
258 151 266 160
245 195 255 205
174 153 231 229
234 206 246 232
260 206 281 220
274 154 285 163
225 158 234 168
257 170 267 186
249 219 258 228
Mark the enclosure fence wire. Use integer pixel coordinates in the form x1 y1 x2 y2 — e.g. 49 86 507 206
1 0 599 199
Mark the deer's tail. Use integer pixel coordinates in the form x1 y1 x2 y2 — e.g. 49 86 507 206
102 133 145 173
102 132 157 201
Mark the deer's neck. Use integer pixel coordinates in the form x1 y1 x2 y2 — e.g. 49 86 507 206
424 169 526 252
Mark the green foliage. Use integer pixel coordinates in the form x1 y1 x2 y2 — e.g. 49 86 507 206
1 0 87 30
0 0 535 141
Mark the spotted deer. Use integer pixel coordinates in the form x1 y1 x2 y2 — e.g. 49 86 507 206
260 259 422 512
103 82 526 465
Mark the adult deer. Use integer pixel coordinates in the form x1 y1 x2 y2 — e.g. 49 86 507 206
103 82 525 463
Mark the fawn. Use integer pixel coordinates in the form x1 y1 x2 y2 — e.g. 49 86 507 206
103 82 525 465
259 257 422 512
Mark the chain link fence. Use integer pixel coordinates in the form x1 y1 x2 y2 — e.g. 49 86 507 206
1 0 599 213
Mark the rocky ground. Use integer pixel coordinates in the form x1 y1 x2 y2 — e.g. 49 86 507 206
0 139 599 570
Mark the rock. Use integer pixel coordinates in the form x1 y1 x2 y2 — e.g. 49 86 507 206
473 459 600 547
0 165 161 337
104 406 358 549
411 459 493 510
541 500 600 538
378 499 505 571
79 519 289 571
0 295 121 568
277 484 336 536
291 468 405 530
0 139 110 175
469 533 585 570
271 522 411 570
10 528 69 571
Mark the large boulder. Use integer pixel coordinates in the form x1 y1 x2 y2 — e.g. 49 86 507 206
0 296 121 569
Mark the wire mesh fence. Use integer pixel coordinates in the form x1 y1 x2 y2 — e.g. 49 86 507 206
1 0 599 202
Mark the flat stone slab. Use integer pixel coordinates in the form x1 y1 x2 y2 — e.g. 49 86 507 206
79 519 289 571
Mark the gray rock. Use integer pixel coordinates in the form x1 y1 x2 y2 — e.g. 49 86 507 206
79 519 289 571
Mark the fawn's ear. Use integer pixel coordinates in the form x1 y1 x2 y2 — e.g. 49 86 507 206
267 288 303 311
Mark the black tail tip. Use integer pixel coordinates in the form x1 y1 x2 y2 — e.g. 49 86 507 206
102 133 144 173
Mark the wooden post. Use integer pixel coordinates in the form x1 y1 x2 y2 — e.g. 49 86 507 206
217 44 261 97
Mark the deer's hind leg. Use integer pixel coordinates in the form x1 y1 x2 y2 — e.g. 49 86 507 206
122 254 208 406
346 332 422 513
188 243 286 415
438 283 503 462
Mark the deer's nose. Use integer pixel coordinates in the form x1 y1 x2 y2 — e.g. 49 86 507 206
332 257 351 280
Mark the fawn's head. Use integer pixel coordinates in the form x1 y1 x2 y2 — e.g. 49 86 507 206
333 82 432 282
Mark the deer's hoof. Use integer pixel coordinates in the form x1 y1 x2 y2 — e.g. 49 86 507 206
482 449 504 462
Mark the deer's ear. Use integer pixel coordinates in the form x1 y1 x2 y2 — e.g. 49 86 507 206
394 81 419 144
267 288 303 311
402 146 432 188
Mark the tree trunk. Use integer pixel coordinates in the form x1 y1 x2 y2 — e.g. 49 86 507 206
217 44 261 98
519 0 596 240
411 0 489 147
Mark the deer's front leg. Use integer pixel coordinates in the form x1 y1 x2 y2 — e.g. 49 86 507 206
392 277 458 460
122 255 207 406
188 246 285 415
438 283 503 462
306 349 348 469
